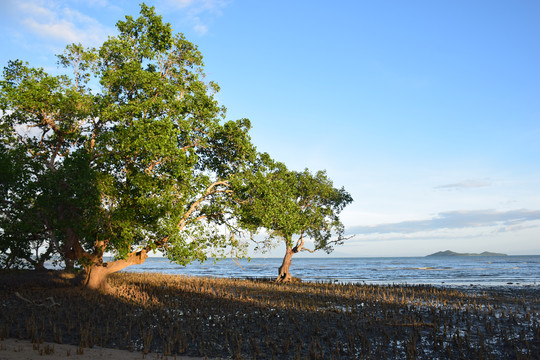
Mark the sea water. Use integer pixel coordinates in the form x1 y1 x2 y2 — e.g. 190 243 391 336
122 255 540 287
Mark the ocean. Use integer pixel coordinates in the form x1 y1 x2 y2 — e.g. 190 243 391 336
122 255 540 287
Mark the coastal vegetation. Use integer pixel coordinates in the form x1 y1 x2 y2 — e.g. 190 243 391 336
0 271 538 359
3 4 536 359
0 4 350 289
236 165 352 282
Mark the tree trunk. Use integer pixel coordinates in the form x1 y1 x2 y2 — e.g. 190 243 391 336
64 257 75 272
277 247 294 282
84 249 148 291
34 260 47 271
85 264 114 292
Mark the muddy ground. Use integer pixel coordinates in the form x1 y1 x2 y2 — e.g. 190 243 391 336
0 271 538 359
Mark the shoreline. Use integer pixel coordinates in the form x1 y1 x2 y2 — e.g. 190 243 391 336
137 272 540 292
118 254 540 287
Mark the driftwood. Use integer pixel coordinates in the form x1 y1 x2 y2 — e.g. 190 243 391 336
15 292 60 307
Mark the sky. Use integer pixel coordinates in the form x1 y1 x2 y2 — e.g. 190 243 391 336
1 0 539 257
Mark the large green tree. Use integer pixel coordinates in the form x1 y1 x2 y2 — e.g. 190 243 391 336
0 4 266 290
237 164 353 282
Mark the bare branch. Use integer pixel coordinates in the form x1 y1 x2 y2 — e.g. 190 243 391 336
177 181 229 230
15 292 60 307
144 157 164 174
47 137 63 171
292 232 305 253
325 234 355 247
230 234 245 270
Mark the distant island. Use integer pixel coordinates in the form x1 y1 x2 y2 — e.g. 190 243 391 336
427 250 508 257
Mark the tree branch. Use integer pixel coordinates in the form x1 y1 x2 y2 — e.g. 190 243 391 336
292 232 305 253
102 249 149 273
177 181 229 231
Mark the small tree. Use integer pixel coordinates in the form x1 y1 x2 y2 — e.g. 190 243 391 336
0 4 268 290
238 165 353 282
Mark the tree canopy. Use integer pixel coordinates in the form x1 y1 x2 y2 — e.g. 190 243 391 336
0 4 267 289
0 4 352 289
236 164 353 281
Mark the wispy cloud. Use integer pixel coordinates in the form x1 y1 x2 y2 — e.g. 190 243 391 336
347 209 540 235
164 0 229 35
13 0 111 46
435 179 492 190
168 0 229 12
84 0 110 7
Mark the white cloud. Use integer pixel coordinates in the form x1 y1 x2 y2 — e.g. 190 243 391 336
193 22 209 35
17 1 53 19
14 0 111 46
164 0 229 35
347 209 540 235
435 179 492 190
169 0 228 13
22 17 79 44
348 228 494 243
84 0 110 7
170 0 195 8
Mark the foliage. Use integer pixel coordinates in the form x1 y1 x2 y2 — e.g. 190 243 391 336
237 164 353 253
0 4 265 271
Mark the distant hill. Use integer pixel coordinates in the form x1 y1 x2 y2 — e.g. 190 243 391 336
427 250 508 257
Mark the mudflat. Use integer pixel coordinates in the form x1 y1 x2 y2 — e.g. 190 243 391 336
0 338 210 359
0 271 538 359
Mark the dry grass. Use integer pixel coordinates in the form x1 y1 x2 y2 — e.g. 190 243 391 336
0 271 538 359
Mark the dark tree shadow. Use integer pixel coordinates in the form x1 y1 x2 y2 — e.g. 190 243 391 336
0 271 538 359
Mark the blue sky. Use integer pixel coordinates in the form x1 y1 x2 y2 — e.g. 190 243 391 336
1 0 539 257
